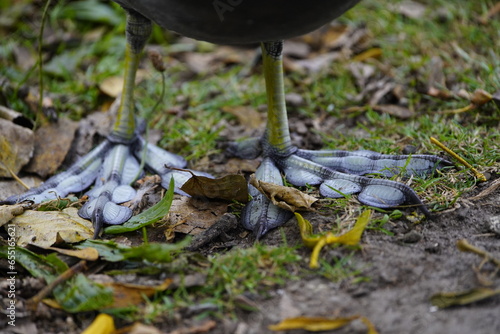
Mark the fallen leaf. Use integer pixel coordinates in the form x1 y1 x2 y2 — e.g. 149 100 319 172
12 207 94 247
372 104 414 119
168 320 217 334
24 117 79 178
181 173 248 203
0 118 34 177
45 273 114 312
269 315 378 333
249 175 317 212
43 246 99 261
102 278 173 308
126 323 163 334
81 314 115 334
167 196 229 236
0 105 33 128
352 48 383 62
0 202 32 227
470 89 492 106
431 288 500 308
296 210 372 268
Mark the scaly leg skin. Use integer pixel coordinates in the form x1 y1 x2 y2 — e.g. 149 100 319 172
1 10 209 238
230 41 452 239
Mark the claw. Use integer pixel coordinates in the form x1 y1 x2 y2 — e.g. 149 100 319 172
241 157 293 238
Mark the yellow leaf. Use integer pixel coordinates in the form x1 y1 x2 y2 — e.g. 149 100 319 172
327 209 372 246
269 315 378 333
12 207 94 247
81 313 115 334
295 210 372 268
44 246 99 261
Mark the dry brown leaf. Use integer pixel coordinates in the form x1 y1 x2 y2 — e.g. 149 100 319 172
0 118 34 177
167 197 229 236
372 104 414 119
249 175 317 212
125 323 163 334
24 117 79 178
0 105 33 127
0 202 33 227
169 320 217 334
43 246 99 261
181 173 248 203
470 89 492 106
12 207 94 247
102 278 173 308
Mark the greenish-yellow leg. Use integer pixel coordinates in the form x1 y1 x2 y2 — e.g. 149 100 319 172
111 11 152 142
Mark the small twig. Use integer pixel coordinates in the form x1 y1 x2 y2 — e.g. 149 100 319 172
457 239 500 267
27 260 87 310
468 178 500 201
430 136 486 181
3 163 30 190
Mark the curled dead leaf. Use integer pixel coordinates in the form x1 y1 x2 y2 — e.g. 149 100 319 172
470 89 492 106
0 202 33 227
249 174 318 212
180 172 248 203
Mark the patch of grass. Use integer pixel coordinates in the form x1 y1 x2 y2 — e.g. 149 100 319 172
317 252 368 283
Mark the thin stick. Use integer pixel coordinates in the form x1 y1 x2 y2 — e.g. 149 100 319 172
430 137 486 181
28 260 87 310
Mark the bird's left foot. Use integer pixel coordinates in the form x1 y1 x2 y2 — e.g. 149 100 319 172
2 135 209 237
229 138 452 238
